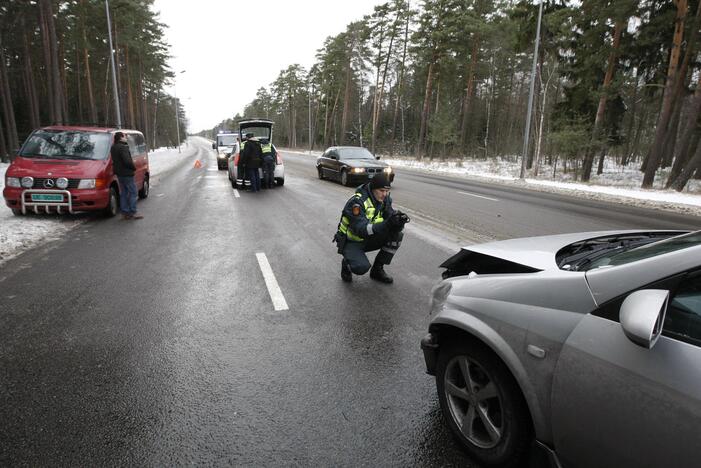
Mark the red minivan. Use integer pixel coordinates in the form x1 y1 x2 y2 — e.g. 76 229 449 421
3 126 149 216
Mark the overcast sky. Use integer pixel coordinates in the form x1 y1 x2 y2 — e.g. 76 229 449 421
151 0 389 133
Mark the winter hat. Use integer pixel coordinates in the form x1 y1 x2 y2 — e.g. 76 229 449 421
369 173 391 190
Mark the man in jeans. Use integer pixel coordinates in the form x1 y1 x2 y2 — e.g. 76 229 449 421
111 132 143 220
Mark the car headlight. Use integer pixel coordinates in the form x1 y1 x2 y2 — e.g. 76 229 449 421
351 167 366 173
21 176 34 188
383 167 392 173
55 177 69 189
77 179 96 189
6 177 20 188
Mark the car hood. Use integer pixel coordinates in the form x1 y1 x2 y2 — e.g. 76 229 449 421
457 230 655 272
7 156 107 178
343 159 389 168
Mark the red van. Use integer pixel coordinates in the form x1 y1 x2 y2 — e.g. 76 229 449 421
3 126 149 216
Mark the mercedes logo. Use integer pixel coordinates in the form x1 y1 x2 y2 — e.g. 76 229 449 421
43 179 55 188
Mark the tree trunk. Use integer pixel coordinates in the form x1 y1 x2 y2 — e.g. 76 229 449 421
340 58 352 145
0 109 7 162
417 60 436 158
642 0 691 187
582 19 624 182
80 0 98 124
670 132 701 190
0 39 19 151
40 0 64 125
390 14 410 152
459 34 480 148
372 14 399 153
370 22 386 153
21 18 41 128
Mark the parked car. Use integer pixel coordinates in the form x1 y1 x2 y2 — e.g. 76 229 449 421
3 126 149 217
316 146 394 186
212 131 239 170
227 119 284 188
421 230 701 468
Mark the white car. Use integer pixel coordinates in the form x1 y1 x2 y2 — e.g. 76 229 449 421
227 119 285 188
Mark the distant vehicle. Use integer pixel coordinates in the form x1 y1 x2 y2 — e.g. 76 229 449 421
316 146 393 186
227 119 285 188
3 126 149 217
421 230 701 468
212 131 238 170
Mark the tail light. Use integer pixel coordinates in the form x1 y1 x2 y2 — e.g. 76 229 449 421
276 153 283 165
234 153 240 165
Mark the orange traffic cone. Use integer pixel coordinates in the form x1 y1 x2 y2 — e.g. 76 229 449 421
194 159 202 169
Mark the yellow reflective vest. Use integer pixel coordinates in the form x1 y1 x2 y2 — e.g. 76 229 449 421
338 190 385 242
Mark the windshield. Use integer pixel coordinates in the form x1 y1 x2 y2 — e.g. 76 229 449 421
339 147 375 160
20 130 111 161
585 232 701 270
217 135 237 146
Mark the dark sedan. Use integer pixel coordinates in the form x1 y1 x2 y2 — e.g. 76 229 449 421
316 146 394 186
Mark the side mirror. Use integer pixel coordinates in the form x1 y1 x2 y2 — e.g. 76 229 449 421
212 143 216 149
620 289 669 349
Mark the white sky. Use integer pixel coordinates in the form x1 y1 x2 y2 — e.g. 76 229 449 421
152 0 389 133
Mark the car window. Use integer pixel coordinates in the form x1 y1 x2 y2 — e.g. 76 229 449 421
339 147 374 160
127 134 139 155
663 271 701 347
134 133 147 153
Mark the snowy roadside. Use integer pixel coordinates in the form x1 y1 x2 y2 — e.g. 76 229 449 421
0 141 195 266
281 148 701 216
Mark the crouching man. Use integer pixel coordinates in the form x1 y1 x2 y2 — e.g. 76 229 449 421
334 173 409 284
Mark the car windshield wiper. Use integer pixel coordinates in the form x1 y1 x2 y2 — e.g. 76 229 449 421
567 238 659 271
19 153 51 159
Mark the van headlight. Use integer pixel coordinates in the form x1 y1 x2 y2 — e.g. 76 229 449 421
77 179 96 189
21 176 34 188
55 177 69 189
6 177 20 188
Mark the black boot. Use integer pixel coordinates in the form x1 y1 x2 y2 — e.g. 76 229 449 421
341 259 352 282
370 264 393 284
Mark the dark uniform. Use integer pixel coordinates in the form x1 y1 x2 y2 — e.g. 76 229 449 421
334 173 409 283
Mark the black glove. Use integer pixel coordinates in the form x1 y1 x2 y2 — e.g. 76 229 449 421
372 219 391 236
390 211 410 228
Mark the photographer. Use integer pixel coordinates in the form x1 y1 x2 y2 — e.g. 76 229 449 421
334 173 409 284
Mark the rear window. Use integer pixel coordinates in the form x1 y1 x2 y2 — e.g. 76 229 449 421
239 126 271 140
20 130 111 161
217 135 237 146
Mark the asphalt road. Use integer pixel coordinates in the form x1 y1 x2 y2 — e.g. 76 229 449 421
1 139 698 466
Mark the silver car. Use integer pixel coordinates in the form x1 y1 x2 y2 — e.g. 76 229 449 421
421 230 701 468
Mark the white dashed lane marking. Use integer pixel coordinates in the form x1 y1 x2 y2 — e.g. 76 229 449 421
457 191 499 202
255 252 289 311
233 189 240 198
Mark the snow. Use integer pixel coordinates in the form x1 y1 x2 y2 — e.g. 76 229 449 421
2 143 700 266
0 143 194 266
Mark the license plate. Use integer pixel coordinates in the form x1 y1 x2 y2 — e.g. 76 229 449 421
31 194 63 202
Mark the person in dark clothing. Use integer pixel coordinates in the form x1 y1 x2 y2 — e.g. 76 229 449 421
334 173 409 283
236 135 248 189
111 132 142 220
260 138 276 189
241 133 263 192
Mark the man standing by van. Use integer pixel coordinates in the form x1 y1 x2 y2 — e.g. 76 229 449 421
111 132 142 220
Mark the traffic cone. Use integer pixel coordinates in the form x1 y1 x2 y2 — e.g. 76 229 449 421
194 159 202 169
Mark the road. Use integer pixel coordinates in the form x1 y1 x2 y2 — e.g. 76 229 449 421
1 138 698 466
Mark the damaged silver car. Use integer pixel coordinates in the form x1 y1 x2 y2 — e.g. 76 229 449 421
421 230 701 468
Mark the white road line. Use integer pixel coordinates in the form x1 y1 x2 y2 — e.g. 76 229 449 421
233 189 240 198
256 253 289 311
457 191 499 202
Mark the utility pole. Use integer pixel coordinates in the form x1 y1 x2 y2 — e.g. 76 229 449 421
173 69 186 153
105 0 121 128
308 83 313 154
520 0 544 179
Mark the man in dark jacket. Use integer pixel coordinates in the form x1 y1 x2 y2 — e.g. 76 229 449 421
111 132 142 220
241 133 263 192
334 173 409 283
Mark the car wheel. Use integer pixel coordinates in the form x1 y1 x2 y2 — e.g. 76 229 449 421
317 166 324 179
103 186 119 217
436 341 531 467
230 176 236 188
138 177 150 199
340 169 349 186
275 177 284 187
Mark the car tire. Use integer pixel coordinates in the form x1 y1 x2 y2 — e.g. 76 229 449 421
138 177 150 199
317 166 324 179
436 341 531 467
103 186 119 217
340 169 349 186
230 176 236 188
275 177 284 187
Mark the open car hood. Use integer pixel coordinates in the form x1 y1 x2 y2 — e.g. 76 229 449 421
440 230 684 278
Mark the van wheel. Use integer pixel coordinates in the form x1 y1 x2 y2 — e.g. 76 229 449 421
275 177 284 187
104 186 119 217
11 208 23 216
138 177 150 199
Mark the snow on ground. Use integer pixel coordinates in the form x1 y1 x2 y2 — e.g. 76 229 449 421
283 148 701 215
0 143 192 266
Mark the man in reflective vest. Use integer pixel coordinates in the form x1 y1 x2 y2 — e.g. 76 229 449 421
334 173 409 283
260 139 276 189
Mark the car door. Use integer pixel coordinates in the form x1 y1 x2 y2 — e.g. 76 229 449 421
126 133 144 187
325 150 340 179
550 269 701 468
